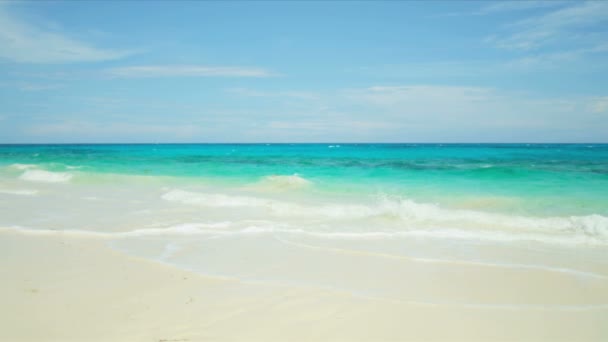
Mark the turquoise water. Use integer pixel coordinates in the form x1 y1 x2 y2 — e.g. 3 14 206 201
1 143 607 216
2 143 608 299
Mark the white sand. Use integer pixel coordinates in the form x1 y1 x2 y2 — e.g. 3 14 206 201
1 231 607 341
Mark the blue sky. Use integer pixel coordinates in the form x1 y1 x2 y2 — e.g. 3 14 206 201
0 0 607 143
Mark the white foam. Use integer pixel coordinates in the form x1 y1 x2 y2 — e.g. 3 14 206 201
9 163 37 170
5 224 607 284
375 198 608 240
159 242 182 261
276 227 605 246
160 189 608 244
3 213 608 248
2 226 109 238
257 174 311 190
272 236 608 280
1 222 233 239
122 222 232 237
19 169 73 183
162 189 367 218
0 189 38 196
162 189 273 208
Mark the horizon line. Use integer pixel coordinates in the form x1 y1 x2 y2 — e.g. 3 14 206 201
1 142 607 145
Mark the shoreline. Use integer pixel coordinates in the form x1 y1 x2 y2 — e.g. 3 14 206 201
2 230 607 341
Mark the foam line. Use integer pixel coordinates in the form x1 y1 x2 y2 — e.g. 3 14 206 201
272 235 608 280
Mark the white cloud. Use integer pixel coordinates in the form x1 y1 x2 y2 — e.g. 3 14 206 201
437 1 567 18
25 121 202 140
338 85 602 137
106 65 276 78
355 52 604 78
226 87 318 99
8 84 608 143
590 97 608 113
343 85 494 109
592 43 608 53
0 3 133 63
476 1 568 15
17 83 63 91
504 50 583 69
489 1 608 50
0 81 64 91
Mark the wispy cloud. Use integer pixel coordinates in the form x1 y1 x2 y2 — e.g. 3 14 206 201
504 50 583 69
17 83 63 91
9 84 608 143
488 1 608 50
0 3 133 63
592 43 608 53
475 1 569 15
437 1 568 18
0 81 64 91
343 85 494 109
590 96 608 113
106 65 276 78
25 120 202 140
292 84 606 142
353 54 603 79
226 87 318 99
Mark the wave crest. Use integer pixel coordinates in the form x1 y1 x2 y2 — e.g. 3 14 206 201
161 189 608 244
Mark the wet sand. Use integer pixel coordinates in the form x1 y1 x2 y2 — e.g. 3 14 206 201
1 231 607 341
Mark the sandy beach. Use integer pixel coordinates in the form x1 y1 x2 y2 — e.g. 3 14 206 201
2 0 608 340
2 230 607 341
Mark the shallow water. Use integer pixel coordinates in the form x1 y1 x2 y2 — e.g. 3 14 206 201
1 143 607 306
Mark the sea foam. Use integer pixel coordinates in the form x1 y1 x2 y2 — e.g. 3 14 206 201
5 223 608 282
256 174 311 190
19 169 73 183
160 189 608 244
0 189 38 196
3 211 608 247
9 163 38 170
162 189 273 208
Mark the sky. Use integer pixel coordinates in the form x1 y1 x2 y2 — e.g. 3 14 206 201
0 0 607 143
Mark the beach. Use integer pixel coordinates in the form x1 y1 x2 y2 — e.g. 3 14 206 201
2 0 608 339
1 143 608 341
2 231 607 341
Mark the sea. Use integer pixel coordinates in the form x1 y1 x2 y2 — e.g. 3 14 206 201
1 143 607 304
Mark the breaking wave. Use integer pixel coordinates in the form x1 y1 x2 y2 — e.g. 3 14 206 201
160 189 608 244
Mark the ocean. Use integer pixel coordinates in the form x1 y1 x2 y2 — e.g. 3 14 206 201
1 143 607 304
